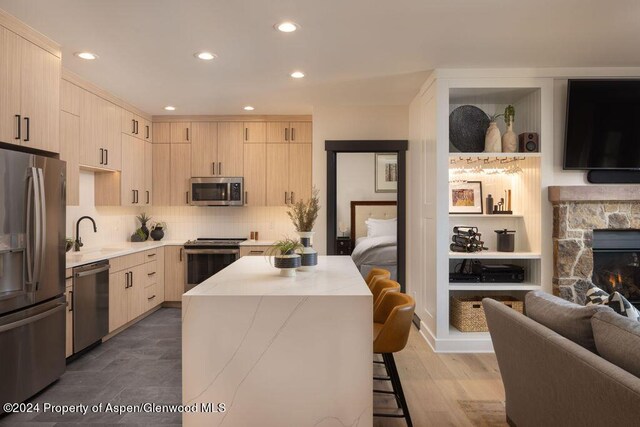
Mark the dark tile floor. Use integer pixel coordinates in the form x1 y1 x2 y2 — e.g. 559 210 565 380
0 308 182 426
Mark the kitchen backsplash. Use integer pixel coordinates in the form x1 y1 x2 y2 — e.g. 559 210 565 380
66 171 296 249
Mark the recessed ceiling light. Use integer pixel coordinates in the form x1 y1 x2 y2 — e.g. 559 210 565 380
74 52 98 60
195 52 216 61
243 106 255 111
164 106 176 111
275 21 299 33
290 71 305 79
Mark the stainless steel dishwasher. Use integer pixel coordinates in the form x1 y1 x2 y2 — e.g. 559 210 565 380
73 261 110 353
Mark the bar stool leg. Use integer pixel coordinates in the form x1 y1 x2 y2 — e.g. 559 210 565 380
384 352 413 427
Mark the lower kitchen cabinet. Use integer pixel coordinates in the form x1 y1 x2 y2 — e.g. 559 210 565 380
164 246 185 302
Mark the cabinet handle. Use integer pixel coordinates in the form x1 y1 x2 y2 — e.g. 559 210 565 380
24 117 30 142
245 127 248 141
179 248 183 262
146 190 150 204
100 148 104 165
186 191 189 205
291 192 295 204
285 192 289 204
218 162 222 175
147 271 156 276
146 125 149 139
285 127 289 141
130 271 133 287
68 290 73 312
244 191 248 205
132 190 136 204
291 127 295 141
249 250 264 254
125 271 129 288
147 253 156 258
105 149 109 165
132 119 136 134
212 162 216 175
15 115 20 140
147 295 156 301
136 120 139 135
186 127 189 141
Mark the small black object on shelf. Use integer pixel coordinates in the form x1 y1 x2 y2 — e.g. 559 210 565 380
450 226 487 253
495 229 516 252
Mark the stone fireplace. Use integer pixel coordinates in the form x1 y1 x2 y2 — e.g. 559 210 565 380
549 186 640 304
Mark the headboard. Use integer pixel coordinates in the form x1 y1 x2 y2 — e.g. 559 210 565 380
350 201 397 242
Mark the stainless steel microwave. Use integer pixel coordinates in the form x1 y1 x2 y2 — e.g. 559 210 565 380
189 177 244 206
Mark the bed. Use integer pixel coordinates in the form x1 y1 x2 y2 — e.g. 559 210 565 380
349 201 398 280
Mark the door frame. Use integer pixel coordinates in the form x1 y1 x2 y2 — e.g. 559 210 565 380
325 140 408 289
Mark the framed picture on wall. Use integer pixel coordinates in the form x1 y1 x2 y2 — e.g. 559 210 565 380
449 181 483 214
375 153 398 193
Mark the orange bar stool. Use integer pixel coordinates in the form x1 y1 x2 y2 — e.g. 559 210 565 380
372 292 415 426
371 279 400 312
365 268 390 289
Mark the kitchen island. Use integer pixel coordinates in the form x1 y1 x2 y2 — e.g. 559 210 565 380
182 256 373 427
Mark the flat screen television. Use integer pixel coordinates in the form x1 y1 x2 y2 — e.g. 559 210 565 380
564 79 640 170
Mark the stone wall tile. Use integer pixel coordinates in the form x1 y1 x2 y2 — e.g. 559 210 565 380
607 212 630 229
568 204 606 229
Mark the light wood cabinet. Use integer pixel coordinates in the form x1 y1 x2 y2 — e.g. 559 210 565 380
243 122 266 143
152 143 171 205
120 134 145 206
0 27 60 153
0 27 21 145
109 270 128 332
79 90 121 170
121 109 147 140
289 144 313 203
59 111 80 205
65 279 73 357
153 122 171 143
239 245 272 257
266 144 289 206
170 143 191 205
191 122 218 176
217 122 244 176
164 246 185 302
144 141 153 205
243 143 266 206
266 121 312 143
60 79 80 116
126 263 147 322
171 122 191 143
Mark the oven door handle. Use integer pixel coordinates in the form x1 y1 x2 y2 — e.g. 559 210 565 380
184 248 240 255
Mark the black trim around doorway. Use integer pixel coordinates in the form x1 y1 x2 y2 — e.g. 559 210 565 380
325 140 408 289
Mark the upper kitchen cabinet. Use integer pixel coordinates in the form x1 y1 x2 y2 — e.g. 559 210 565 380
60 79 80 116
79 90 122 170
0 23 60 153
243 122 266 143
170 143 192 205
121 109 144 139
152 122 170 143
144 141 153 205
217 122 243 176
120 134 145 206
288 143 312 203
191 122 218 176
266 121 312 143
59 110 79 205
170 122 191 143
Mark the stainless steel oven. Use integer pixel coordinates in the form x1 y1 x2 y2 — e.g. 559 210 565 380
190 177 243 206
184 238 245 292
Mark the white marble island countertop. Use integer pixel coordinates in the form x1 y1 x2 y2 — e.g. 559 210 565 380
182 256 373 427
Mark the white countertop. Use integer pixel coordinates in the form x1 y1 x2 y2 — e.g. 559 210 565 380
184 255 370 297
239 240 274 246
65 240 185 269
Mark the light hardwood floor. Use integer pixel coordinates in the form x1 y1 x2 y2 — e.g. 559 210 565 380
374 327 507 427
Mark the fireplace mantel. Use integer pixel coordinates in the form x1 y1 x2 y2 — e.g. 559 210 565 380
549 185 640 204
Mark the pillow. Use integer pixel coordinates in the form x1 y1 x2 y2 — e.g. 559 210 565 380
525 290 613 352
365 217 397 238
585 284 640 321
592 311 640 377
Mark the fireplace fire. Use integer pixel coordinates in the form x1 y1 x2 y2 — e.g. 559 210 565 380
592 230 640 307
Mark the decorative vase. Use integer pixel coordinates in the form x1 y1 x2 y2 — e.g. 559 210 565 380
274 253 302 277
484 121 502 153
140 222 149 240
150 227 165 241
297 231 318 271
502 122 517 153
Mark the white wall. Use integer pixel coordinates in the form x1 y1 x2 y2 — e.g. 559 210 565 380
67 170 295 249
312 105 409 254
336 153 396 234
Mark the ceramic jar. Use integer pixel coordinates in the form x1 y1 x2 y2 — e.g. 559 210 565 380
484 121 502 152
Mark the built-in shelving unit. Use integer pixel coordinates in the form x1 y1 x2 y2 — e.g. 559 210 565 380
407 72 553 353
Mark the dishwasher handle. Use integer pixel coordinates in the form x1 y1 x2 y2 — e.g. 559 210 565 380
74 263 110 278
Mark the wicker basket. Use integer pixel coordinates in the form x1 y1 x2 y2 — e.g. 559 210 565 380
450 296 524 332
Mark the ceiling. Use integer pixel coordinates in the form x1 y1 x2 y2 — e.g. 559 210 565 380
1 0 639 115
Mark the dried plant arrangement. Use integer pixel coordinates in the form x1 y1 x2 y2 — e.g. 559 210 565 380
287 187 320 232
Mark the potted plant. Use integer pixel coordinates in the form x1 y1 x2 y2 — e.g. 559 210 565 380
501 105 517 153
136 213 151 240
150 221 167 241
130 228 147 242
65 237 74 253
287 187 320 270
484 112 503 153
265 238 303 276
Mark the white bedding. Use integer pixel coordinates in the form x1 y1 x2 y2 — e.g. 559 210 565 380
351 235 397 270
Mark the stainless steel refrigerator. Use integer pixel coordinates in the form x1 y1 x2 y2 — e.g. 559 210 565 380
0 146 66 411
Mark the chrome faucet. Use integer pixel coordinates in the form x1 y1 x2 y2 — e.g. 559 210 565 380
74 216 97 251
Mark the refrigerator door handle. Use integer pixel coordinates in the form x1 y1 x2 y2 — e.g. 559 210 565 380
32 168 46 289
0 302 65 333
25 171 35 286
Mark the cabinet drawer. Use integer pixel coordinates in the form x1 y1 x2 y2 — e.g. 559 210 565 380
109 251 146 273
144 249 158 262
239 246 272 257
146 261 159 286
145 283 160 310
